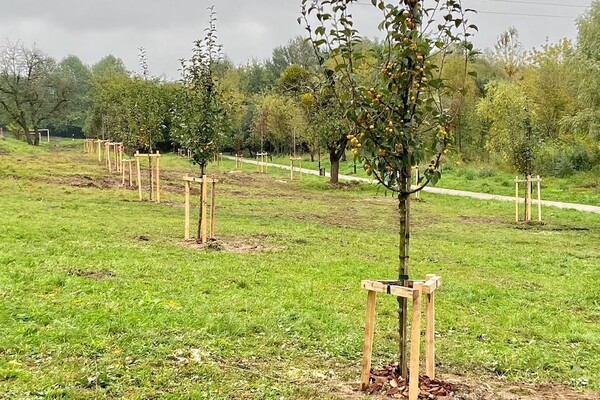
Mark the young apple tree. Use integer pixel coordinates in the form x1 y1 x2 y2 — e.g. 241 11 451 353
171 7 228 241
301 0 476 378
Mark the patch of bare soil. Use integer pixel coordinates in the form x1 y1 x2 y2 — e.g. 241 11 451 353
514 222 590 232
67 268 115 280
180 234 283 254
459 215 506 224
444 373 598 400
49 173 118 189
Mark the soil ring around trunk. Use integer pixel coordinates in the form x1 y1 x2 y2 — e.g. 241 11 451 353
351 363 597 399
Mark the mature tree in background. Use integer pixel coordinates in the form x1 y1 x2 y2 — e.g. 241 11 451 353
0 41 74 144
561 1 600 167
54 55 92 136
476 80 540 176
523 39 576 142
302 0 476 377
492 27 524 79
86 55 130 139
268 36 320 77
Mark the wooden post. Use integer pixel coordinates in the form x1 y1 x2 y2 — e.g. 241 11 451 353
121 161 125 185
409 283 423 400
537 175 542 222
129 161 133 187
136 152 142 201
360 290 377 391
156 152 161 203
184 179 190 241
515 176 519 222
98 141 102 163
210 181 216 239
425 274 435 379
200 175 208 243
525 175 531 222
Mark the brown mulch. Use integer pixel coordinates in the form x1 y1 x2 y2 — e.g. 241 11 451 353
366 363 454 398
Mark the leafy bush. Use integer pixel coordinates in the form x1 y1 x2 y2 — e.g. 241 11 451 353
477 167 497 178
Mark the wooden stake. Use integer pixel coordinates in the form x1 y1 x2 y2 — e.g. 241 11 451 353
184 179 190 241
201 175 208 243
409 283 423 400
128 161 133 187
425 274 435 379
156 152 160 203
515 176 519 222
98 141 102 163
360 290 377 391
210 181 216 239
525 175 531 221
121 161 125 185
136 153 142 201
537 175 542 222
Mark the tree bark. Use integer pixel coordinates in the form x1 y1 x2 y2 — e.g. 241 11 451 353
329 151 340 184
397 166 411 379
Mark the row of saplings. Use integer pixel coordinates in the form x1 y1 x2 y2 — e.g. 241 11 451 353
83 139 219 244
83 135 547 400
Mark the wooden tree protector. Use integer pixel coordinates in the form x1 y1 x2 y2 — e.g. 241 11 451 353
235 154 243 169
213 152 223 166
121 159 135 187
256 152 268 173
183 175 219 243
134 151 161 202
360 275 442 400
290 157 302 180
514 175 542 222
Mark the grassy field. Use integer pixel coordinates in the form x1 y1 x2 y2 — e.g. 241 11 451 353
266 153 600 207
1 138 600 399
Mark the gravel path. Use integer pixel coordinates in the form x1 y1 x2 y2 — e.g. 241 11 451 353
226 156 600 214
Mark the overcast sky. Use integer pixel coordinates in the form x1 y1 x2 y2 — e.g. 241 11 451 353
0 0 592 80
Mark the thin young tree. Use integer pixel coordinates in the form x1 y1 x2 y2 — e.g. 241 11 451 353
171 6 228 242
302 0 476 378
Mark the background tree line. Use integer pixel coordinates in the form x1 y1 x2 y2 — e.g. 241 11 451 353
1 2 600 181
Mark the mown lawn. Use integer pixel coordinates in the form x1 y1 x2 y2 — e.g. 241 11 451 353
1 138 599 399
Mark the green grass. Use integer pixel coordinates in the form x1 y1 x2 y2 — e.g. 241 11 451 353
1 137 600 398
264 153 600 206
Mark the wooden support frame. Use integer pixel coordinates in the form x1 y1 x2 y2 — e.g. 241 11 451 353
514 175 542 222
213 152 223 166
84 139 96 154
96 139 107 163
104 142 123 173
256 152 268 173
183 175 219 243
360 275 442 400
235 154 243 169
30 129 50 143
134 151 161 203
121 159 136 187
290 156 302 180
